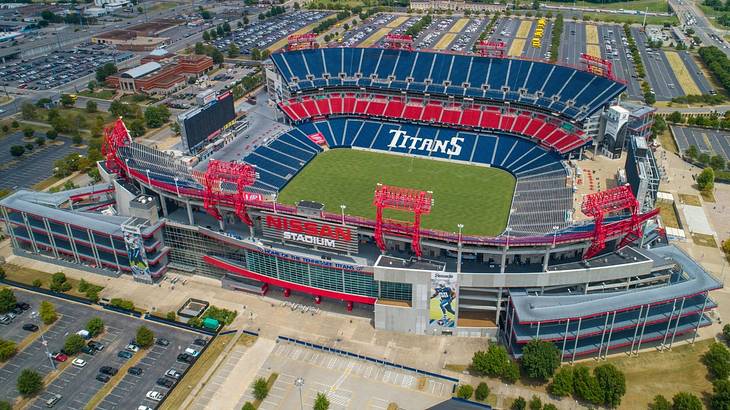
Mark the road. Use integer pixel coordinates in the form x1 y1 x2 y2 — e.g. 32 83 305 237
670 0 730 55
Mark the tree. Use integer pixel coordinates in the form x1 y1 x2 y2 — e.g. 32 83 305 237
0 288 17 313
697 167 715 192
95 63 118 82
251 48 261 60
136 326 154 348
314 392 330 410
21 102 38 120
710 155 726 170
211 49 224 64
0 401 11 410
202 31 211 41
594 364 626 408
649 395 672 410
64 334 85 355
128 119 146 138
472 345 511 377
456 384 473 399
87 80 97 92
216 25 224 37
672 392 702 410
39 301 57 325
528 395 542 410
724 324 730 344
242 403 255 410
686 145 699 159
548 366 574 397
46 129 58 140
86 100 97 113
9 145 24 157
72 135 83 145
86 318 104 337
228 42 240 58
712 379 730 410
60 94 75 107
475 382 489 401
520 339 560 381
50 272 71 292
543 405 558 410
503 360 520 383
572 365 602 405
35 136 45 146
166 311 177 321
144 105 171 128
705 342 730 379
511 397 526 410
32 279 42 288
195 42 205 54
17 369 43 396
699 152 711 165
253 377 269 400
23 127 34 139
0 339 17 361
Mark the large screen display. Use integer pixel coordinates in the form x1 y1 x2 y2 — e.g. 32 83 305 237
180 91 235 152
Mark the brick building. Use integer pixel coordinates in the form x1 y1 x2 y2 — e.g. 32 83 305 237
106 54 213 95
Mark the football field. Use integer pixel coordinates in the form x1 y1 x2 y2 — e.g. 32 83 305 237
277 149 516 236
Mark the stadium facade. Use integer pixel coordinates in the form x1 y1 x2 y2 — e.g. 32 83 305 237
0 47 720 360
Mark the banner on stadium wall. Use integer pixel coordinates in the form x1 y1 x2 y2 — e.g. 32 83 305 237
428 271 458 329
122 228 152 282
307 132 327 146
260 212 358 254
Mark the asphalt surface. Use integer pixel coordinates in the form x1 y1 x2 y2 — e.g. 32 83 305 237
0 132 85 191
678 50 714 95
631 26 683 101
672 124 730 161
559 20 586 67
0 289 206 409
596 24 643 100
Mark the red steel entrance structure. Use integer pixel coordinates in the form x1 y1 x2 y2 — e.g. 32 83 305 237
373 184 433 258
202 160 257 225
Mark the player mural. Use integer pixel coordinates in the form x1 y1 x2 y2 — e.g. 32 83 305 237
123 231 152 283
429 271 458 329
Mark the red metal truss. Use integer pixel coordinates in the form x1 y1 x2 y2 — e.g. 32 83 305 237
373 184 433 258
580 53 615 81
202 160 257 225
476 41 506 58
101 118 131 173
581 184 659 259
382 33 413 51
287 33 317 51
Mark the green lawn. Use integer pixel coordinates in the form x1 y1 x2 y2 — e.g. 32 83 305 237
581 11 678 25
545 0 669 12
277 149 516 236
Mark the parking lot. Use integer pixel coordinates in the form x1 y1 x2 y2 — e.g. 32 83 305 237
0 133 85 191
631 26 683 101
211 10 331 55
672 125 730 161
238 342 454 410
0 289 208 409
0 44 133 91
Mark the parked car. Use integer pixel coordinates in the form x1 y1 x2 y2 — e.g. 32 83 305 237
177 353 194 364
155 338 170 347
117 350 133 359
71 358 86 367
95 374 110 383
45 393 62 408
128 367 143 376
51 352 68 362
0 315 12 325
192 338 207 347
99 366 118 376
156 378 174 388
184 348 200 357
22 323 39 332
146 391 164 401
81 345 95 355
88 341 105 351
164 369 182 379
125 343 140 352
16 302 30 311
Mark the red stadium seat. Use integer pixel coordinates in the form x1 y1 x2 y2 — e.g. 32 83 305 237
480 111 500 129
441 108 461 125
330 94 344 114
316 98 332 116
403 103 424 121
461 108 481 127
343 94 356 114
500 115 516 131
523 117 544 137
512 114 530 134
354 97 369 114
301 98 319 117
422 103 443 122
385 98 405 118
289 101 308 120
366 98 387 116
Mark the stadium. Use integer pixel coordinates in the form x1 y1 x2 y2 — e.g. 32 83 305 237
0 37 721 361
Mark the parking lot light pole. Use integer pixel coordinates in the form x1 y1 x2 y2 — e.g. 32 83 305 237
340 205 346 225
294 377 304 410
31 312 55 370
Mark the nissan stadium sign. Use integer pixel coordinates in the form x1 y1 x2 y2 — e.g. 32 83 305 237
261 213 359 253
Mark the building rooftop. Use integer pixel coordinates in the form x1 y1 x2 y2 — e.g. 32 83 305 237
121 62 162 79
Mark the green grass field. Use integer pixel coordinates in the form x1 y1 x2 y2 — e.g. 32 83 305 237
545 0 669 12
277 149 516 236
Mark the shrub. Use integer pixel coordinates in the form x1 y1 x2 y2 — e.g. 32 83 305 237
704 342 730 379
671 392 702 410
511 396 526 410
110 298 135 311
17 369 43 396
242 403 255 410
166 311 177 321
39 301 57 325
649 395 671 410
314 392 330 410
456 384 473 399
49 272 71 292
202 305 237 325
520 339 560 381
0 401 11 410
64 334 85 355
0 288 17 313
528 395 542 410
0 339 18 361
503 360 520 383
549 366 574 397
253 377 269 400
724 324 730 344
136 326 154 348
475 382 489 401
594 364 626 408
32 279 42 288
86 318 104 337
